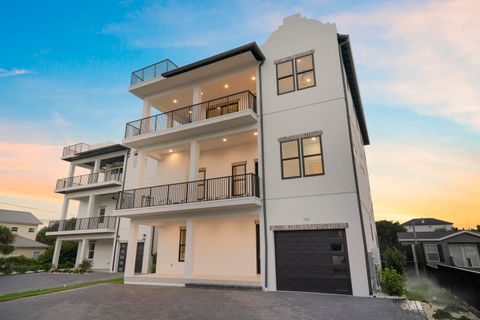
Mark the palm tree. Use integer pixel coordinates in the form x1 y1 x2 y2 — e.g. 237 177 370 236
0 225 15 255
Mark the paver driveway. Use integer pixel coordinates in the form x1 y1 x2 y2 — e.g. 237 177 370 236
0 272 121 295
0 283 425 320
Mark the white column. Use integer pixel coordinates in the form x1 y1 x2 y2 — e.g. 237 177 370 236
68 163 76 178
110 238 119 273
87 194 96 217
184 219 194 279
137 152 146 188
142 100 152 118
93 159 101 173
125 221 139 276
141 228 153 274
60 198 70 220
192 84 202 122
52 238 62 268
76 239 88 267
188 141 199 181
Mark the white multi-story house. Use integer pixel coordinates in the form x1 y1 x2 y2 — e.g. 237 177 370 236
401 218 454 232
48 13 379 295
47 142 153 272
112 14 380 297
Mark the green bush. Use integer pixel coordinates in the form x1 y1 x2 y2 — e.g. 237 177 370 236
78 259 93 273
383 247 406 275
58 261 74 269
13 265 31 274
432 309 452 319
381 267 405 296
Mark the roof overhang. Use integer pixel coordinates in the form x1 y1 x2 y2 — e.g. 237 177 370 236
129 42 265 99
398 231 480 242
338 34 370 145
63 144 130 162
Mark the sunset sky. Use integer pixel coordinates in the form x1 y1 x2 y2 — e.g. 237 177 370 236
0 0 479 228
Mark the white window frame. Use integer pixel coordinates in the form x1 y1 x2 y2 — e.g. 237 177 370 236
11 226 18 232
424 244 440 262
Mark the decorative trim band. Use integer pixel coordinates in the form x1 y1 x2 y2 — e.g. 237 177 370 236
278 130 323 142
232 161 247 166
274 49 315 64
269 223 349 231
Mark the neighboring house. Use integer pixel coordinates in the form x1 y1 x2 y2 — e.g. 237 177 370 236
0 209 48 258
45 142 153 272
109 13 380 297
398 231 480 269
401 218 453 232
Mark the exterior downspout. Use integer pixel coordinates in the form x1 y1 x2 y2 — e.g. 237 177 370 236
338 39 373 295
258 60 268 289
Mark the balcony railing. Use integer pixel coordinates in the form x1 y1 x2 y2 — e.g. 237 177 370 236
47 216 117 232
117 173 260 210
62 143 90 158
55 169 123 190
130 59 178 86
125 90 256 139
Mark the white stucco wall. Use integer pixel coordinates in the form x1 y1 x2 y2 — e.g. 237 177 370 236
91 238 114 270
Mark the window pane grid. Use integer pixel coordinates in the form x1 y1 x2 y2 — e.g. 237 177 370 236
280 135 324 179
280 140 301 179
276 53 316 95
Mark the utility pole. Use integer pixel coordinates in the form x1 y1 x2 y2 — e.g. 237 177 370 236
411 220 420 277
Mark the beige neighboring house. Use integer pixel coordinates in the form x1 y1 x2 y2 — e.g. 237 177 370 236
0 209 49 259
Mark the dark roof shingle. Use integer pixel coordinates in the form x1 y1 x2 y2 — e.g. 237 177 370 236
0 209 43 225
401 218 453 227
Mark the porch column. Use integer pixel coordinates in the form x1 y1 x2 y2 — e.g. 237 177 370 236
68 163 76 178
184 219 194 279
142 100 152 132
141 228 153 274
52 238 62 268
87 194 96 218
93 159 101 173
188 141 199 181
192 84 202 122
125 221 139 276
137 151 146 188
76 238 88 267
60 198 70 221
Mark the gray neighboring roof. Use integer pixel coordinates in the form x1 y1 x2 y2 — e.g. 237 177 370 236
0 209 42 225
401 218 453 227
338 34 370 146
13 235 49 249
397 231 480 242
162 42 265 78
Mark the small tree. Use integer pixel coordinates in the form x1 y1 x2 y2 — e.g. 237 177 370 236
375 220 406 257
0 226 15 255
381 267 405 296
36 226 55 246
383 247 407 275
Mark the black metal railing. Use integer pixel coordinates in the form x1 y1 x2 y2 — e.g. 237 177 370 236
130 59 178 85
62 143 90 158
55 169 123 190
116 173 260 210
124 91 257 139
47 216 117 232
426 264 480 311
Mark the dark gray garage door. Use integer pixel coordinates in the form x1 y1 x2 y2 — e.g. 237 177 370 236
274 229 352 294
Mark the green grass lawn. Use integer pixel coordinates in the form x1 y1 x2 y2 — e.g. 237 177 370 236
0 277 123 302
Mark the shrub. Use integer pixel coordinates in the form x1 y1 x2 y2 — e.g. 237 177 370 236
383 247 406 275
381 267 405 296
13 265 31 274
78 259 93 273
432 309 452 319
58 261 74 269
0 226 15 255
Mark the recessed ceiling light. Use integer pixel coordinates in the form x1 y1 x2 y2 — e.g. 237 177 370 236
297 59 302 62
224 84 229 89
201 92 204 95
188 110 192 114
222 138 227 142
173 99 177 103
251 76 256 80
306 78 311 83
254 132 258 136
168 149 173 152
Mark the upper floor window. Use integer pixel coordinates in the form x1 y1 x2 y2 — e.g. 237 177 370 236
11 226 18 232
28 227 35 232
276 52 316 95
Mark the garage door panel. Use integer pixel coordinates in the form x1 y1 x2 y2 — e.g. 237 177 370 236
274 229 352 295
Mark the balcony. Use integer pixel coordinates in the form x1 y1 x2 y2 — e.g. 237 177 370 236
123 91 257 148
46 216 117 235
55 169 123 193
131 59 178 86
115 174 261 217
62 143 90 159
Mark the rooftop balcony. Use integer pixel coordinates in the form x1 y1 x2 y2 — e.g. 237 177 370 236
115 173 261 217
55 169 123 194
130 59 178 86
123 91 257 148
46 216 117 236
62 143 90 159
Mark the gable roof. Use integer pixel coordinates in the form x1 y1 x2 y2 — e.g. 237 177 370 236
0 209 43 225
397 230 480 242
401 218 453 227
13 235 49 249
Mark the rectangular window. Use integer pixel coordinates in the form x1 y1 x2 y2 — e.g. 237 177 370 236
88 242 96 259
98 207 106 223
424 244 440 262
302 136 324 176
28 227 35 232
295 54 316 90
276 60 295 95
11 226 18 232
32 252 40 259
280 140 301 179
178 227 186 262
276 52 316 95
